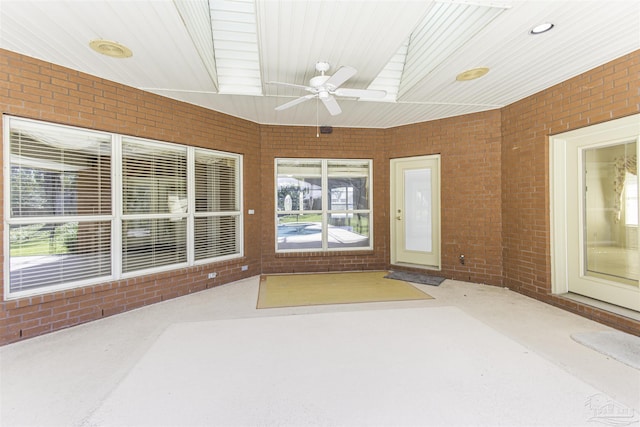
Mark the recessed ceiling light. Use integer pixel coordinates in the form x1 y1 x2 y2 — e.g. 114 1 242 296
530 22 554 35
456 67 490 82
89 39 133 58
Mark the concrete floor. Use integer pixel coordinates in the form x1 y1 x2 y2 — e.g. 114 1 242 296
1 276 638 426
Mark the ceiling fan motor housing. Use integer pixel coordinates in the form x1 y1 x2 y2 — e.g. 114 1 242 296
310 75 330 88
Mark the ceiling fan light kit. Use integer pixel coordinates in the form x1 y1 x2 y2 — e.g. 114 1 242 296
270 62 387 116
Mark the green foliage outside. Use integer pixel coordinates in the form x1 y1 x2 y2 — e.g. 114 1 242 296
10 223 77 256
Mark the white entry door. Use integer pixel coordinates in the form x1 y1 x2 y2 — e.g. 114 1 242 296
390 155 441 269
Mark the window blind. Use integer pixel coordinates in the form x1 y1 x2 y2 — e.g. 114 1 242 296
121 139 188 273
8 119 112 293
194 149 240 260
5 117 243 298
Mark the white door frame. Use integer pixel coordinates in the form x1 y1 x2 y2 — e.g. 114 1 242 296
550 114 639 311
390 155 441 270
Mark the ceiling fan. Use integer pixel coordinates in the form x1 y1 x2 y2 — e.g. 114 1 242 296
269 62 387 116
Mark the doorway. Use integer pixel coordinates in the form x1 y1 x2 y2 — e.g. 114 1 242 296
551 114 639 311
390 155 441 270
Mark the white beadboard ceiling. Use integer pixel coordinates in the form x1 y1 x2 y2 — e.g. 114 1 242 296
1 0 638 129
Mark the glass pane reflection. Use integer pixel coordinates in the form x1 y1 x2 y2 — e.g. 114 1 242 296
583 141 638 284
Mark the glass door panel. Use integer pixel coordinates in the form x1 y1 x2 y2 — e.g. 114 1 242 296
404 169 432 253
551 114 639 312
583 142 638 286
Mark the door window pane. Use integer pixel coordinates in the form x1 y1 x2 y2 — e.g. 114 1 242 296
584 141 638 283
624 172 638 226
404 168 432 252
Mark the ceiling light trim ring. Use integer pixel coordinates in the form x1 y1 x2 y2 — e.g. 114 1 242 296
530 22 555 35
89 39 133 58
456 67 490 81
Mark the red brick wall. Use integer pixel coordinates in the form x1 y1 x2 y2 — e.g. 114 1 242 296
501 50 640 334
259 125 390 273
2 47 639 344
389 110 503 286
0 49 262 344
259 112 503 285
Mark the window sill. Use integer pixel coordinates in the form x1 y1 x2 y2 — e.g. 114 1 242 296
275 250 375 258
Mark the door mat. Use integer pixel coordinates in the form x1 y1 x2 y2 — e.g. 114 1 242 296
385 271 446 286
257 271 433 309
571 330 640 370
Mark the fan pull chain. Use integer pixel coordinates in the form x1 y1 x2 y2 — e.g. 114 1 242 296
316 96 320 137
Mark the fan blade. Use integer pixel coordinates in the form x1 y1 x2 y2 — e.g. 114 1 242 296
275 94 315 111
324 66 357 89
334 88 387 99
321 95 342 116
268 81 314 92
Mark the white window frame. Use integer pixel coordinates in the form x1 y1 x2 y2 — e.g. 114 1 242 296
274 158 373 253
3 116 243 300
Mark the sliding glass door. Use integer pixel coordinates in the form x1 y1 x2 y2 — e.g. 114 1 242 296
551 115 639 311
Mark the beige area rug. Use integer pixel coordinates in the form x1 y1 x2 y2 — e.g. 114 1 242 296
257 271 433 309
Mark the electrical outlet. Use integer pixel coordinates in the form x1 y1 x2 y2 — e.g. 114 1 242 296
241 265 249 271
208 272 217 279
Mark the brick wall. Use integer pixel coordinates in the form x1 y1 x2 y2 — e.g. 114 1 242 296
0 49 262 344
389 110 503 286
259 112 503 283
501 50 640 334
2 47 639 344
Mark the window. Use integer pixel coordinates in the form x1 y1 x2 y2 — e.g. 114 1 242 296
4 116 242 298
122 138 188 273
194 149 241 260
275 159 372 252
7 118 113 294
